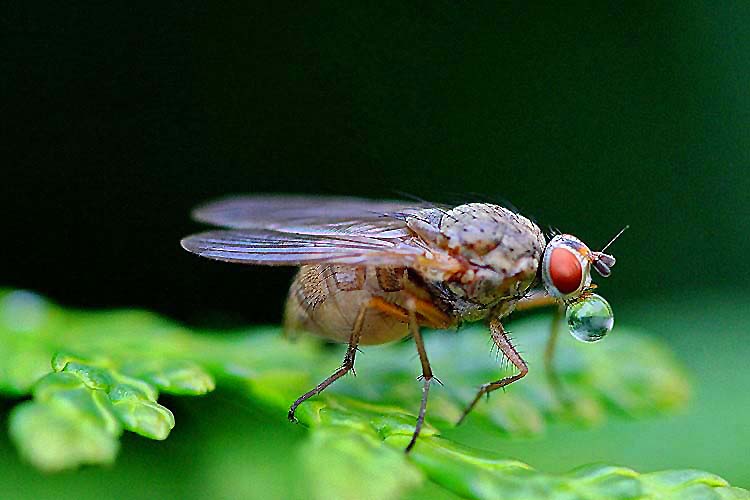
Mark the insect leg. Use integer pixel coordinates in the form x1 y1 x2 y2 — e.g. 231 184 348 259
287 301 367 423
368 295 451 329
515 291 559 312
410 296 453 329
456 318 528 425
514 293 568 403
367 296 409 322
544 304 564 378
515 293 570 406
544 304 570 407
405 298 438 453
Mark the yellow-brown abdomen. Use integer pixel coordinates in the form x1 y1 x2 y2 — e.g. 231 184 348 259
283 264 415 345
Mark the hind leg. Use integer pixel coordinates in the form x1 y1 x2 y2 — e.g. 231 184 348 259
287 301 368 421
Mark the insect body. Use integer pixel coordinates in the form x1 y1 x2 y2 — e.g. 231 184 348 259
181 195 618 451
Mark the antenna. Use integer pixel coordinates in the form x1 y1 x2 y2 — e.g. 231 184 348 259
600 225 629 253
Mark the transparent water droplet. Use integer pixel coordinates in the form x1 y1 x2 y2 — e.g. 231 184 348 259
565 293 613 342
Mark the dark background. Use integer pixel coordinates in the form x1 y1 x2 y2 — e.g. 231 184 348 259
3 2 748 326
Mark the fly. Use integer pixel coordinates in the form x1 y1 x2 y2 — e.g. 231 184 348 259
181 195 622 452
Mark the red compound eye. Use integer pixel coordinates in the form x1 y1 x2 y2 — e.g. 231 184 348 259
549 247 583 294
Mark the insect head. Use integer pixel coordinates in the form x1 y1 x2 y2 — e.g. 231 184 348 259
540 227 627 342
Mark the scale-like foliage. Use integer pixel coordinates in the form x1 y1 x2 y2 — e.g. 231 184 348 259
0 289 746 499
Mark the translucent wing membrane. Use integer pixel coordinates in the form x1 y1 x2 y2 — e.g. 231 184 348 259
191 195 429 238
183 195 447 266
180 229 427 266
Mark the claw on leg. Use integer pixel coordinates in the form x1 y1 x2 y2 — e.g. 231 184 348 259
456 318 528 426
405 299 438 453
287 302 367 422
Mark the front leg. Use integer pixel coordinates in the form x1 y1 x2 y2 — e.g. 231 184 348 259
517 292 568 407
544 305 564 389
456 317 528 425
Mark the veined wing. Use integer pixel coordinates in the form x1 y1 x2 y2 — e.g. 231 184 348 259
191 195 430 238
180 229 434 266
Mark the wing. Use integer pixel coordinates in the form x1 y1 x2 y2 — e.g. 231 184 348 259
180 229 428 266
190 194 430 238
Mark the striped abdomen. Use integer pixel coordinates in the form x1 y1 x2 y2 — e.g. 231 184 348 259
283 264 424 345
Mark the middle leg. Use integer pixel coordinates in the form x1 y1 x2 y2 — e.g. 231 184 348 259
369 296 442 452
404 297 440 452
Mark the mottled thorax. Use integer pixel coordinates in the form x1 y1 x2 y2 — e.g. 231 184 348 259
407 203 545 319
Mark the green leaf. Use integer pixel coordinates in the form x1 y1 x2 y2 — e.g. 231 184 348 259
0 288 746 499
9 401 119 472
283 392 749 500
120 359 216 395
299 427 423 500
400 440 749 500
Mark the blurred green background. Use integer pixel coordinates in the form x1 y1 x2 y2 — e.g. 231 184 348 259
2 1 748 498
